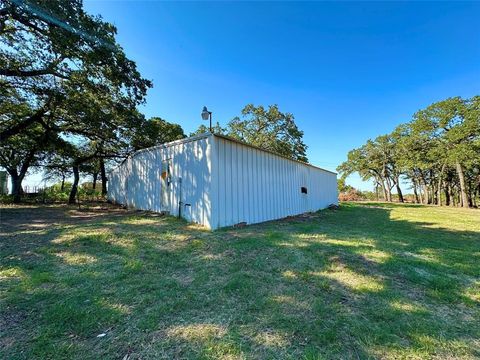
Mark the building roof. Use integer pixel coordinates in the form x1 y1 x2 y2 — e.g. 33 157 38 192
112 132 337 175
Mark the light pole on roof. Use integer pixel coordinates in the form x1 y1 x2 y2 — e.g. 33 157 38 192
201 106 212 133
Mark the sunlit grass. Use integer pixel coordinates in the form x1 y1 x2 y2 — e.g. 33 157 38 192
0 202 479 359
320 268 385 293
166 323 228 342
55 251 98 265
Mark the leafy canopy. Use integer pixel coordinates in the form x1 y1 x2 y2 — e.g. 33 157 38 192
0 0 151 141
191 104 308 163
131 117 186 150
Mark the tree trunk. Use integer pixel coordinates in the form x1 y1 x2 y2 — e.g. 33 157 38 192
10 173 24 203
381 181 388 202
477 177 480 207
467 183 474 208
0 108 47 142
395 177 404 203
429 169 436 204
61 174 65 192
68 165 80 204
100 159 107 196
92 172 98 190
444 183 450 206
437 164 446 206
474 178 479 208
456 161 469 208
412 178 419 203
422 185 428 204
418 172 428 204
451 185 457 207
5 148 36 203
417 183 423 204
384 175 392 202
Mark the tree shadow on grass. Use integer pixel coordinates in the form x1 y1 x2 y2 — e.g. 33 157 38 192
0 203 479 359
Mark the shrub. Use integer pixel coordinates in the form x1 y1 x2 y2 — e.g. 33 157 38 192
338 188 365 201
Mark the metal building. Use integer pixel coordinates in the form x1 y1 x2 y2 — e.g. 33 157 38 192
108 133 338 229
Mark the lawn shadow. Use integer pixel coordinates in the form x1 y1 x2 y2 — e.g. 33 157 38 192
0 203 479 359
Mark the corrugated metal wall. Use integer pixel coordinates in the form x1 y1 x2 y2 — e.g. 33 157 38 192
108 133 338 230
107 135 213 228
210 136 338 229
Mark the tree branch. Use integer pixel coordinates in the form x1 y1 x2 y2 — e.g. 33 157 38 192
0 67 69 79
1 110 45 142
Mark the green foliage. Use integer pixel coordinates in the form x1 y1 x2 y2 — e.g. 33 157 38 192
0 122 65 201
0 194 14 203
189 122 225 137
41 182 72 202
228 104 308 162
412 96 479 166
21 181 104 203
338 96 480 207
337 177 353 193
191 104 308 162
0 0 153 203
131 117 186 150
1 0 151 141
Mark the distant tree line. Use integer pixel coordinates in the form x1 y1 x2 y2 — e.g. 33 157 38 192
337 97 480 208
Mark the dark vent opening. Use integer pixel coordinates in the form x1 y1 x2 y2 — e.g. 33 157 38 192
301 187 308 194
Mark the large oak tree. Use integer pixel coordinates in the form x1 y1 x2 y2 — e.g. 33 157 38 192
0 0 152 202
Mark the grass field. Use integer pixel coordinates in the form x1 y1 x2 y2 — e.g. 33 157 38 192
0 202 479 359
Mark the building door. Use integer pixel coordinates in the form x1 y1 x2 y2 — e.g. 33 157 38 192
161 159 172 212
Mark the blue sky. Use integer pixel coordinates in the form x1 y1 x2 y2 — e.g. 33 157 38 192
26 1 480 190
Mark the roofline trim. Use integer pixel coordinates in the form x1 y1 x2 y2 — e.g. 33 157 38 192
132 132 212 156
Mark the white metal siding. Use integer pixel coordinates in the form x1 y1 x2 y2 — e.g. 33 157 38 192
108 133 337 230
107 135 213 228
211 136 338 229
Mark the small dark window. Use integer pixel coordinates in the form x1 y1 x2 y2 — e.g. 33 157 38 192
301 187 308 194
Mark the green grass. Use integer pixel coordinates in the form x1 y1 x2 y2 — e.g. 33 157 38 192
0 202 479 359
